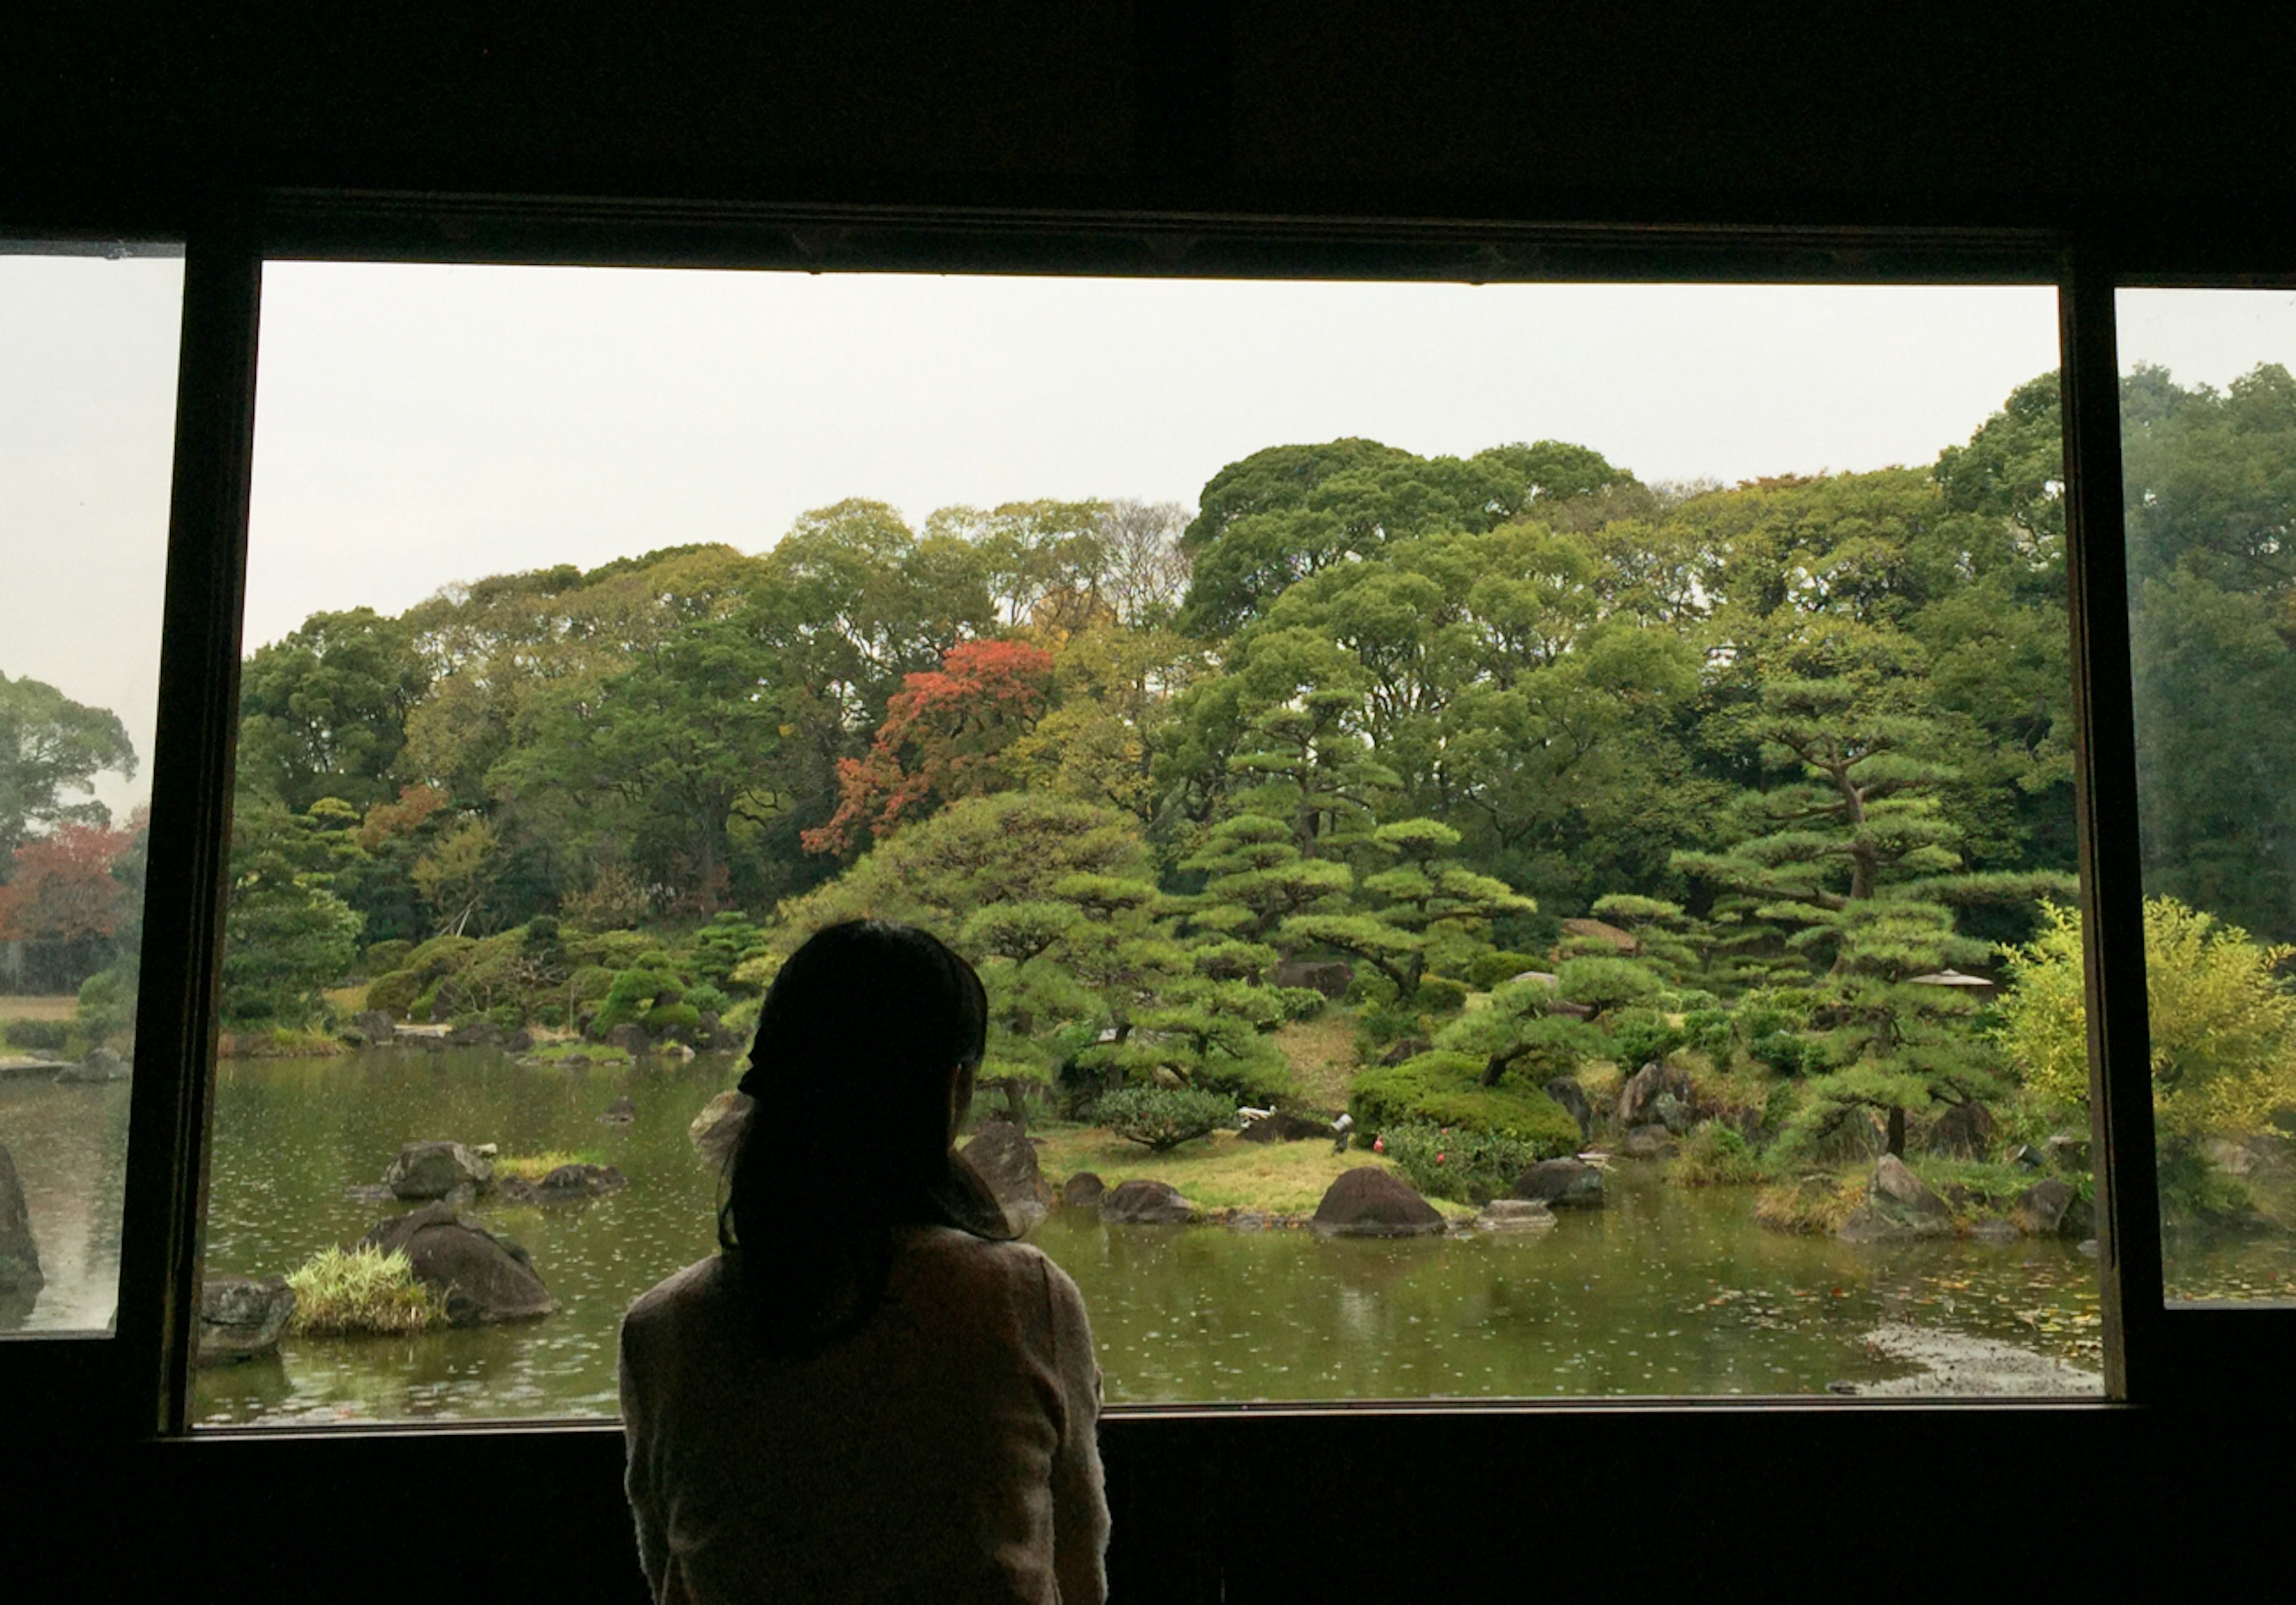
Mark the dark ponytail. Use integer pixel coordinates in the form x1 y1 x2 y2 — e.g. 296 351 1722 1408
717 920 1008 1354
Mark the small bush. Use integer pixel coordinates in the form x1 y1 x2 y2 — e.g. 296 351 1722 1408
645 1001 702 1035
1607 1006 1684 1070
683 982 732 1019
361 969 424 1018
1683 1008 1735 1063
1350 1051 1578 1157
76 966 135 1044
1380 1119 1540 1204
1274 985 1328 1021
285 1246 443 1336
1349 1052 1482 1135
493 1149 602 1182
362 939 415 977
5 1019 71 1054
1752 1172 1865 1234
722 994 762 1036
1748 1030 1810 1076
1413 975 1470 1015
1465 950 1543 991
1669 1122 1767 1187
1095 1086 1238 1151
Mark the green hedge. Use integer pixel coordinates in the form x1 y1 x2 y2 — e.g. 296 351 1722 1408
1349 1051 1578 1158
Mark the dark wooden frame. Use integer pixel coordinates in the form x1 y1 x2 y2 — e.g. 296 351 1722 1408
10 188 2295 1594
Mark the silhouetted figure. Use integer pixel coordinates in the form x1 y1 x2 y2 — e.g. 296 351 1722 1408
619 921 1108 1603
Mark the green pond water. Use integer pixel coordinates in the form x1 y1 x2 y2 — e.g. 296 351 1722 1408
35 1045 2296 1420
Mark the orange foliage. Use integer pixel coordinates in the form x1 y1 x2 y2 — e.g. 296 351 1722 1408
0 820 136 942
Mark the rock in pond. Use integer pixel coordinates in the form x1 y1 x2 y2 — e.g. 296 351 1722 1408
1513 1158 1605 1209
1100 1179 1195 1225
689 1090 752 1171
0 1143 42 1296
385 1140 494 1201
1619 1124 1676 1159
606 1023 652 1056
1617 1059 1693 1128
1310 1167 1445 1238
499 1163 627 1203
1061 1172 1106 1210
196 1275 295 1366
962 1120 1049 1210
600 1096 637 1126
1836 1154 1954 1243
2011 1178 2091 1238
353 1009 401 1045
1476 1198 1555 1232
446 1020 503 1048
54 1045 130 1084
358 1202 555 1325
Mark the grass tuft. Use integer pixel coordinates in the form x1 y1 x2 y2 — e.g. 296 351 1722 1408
285 1246 444 1336
1752 1171 1866 1235
493 1149 602 1182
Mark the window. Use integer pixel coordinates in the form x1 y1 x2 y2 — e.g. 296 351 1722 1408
190 260 2110 1423
0 243 181 1339
2117 288 2296 1305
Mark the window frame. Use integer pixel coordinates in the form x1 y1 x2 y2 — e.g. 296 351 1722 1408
14 193 2287 1447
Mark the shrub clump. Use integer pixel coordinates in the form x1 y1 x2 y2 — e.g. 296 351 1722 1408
1349 1051 1580 1158
1752 1172 1866 1235
285 1246 444 1336
1379 1119 1540 1204
1668 1122 1767 1188
4 1018 71 1054
1095 1086 1238 1151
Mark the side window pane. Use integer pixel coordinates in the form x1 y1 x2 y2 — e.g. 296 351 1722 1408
196 267 2100 1423
2117 289 2296 1304
0 246 181 1336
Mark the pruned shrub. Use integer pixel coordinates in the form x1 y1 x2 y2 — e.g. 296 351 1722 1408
1095 1086 1238 1151
362 939 414 977
5 1018 70 1054
1274 985 1328 1021
1350 1051 1578 1158
1465 950 1543 991
1379 1119 1539 1204
1683 1008 1735 1063
1607 1006 1685 1071
285 1246 442 1336
1669 1121 1766 1187
1413 975 1470 1015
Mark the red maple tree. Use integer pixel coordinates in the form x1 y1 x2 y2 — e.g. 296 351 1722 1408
0 819 137 943
802 638 1055 855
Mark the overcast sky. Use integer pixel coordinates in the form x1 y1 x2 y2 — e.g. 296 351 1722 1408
8 255 2296 825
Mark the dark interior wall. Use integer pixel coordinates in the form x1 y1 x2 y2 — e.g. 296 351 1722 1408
7 4 2294 1597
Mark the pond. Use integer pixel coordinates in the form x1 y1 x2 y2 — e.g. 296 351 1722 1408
15 1046 2250 1422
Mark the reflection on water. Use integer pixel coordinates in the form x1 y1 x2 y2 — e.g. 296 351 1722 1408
0 1075 130 1334
35 1047 2278 1417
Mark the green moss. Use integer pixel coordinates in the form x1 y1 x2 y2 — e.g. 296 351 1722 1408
493 1149 603 1182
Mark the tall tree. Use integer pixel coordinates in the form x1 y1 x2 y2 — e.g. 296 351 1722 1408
0 672 136 859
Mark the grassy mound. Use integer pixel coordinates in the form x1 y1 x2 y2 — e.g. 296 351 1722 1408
285 1246 444 1336
1349 1051 1580 1157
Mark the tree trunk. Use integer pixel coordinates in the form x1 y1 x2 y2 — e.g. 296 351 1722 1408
1886 1104 1906 1158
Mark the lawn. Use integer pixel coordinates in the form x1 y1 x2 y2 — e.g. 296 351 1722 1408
1023 1123 1470 1219
1271 1012 1360 1111
0 995 78 1023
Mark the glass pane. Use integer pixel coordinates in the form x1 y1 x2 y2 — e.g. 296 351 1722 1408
196 266 2099 1423
0 246 181 1335
2117 289 2296 1304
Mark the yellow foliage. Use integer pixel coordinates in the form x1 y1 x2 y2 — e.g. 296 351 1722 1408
1997 898 2296 1139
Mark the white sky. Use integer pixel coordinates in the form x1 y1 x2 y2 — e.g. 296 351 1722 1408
10 255 2296 827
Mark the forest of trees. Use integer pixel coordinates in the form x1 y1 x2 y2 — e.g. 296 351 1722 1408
36 361 2277 1202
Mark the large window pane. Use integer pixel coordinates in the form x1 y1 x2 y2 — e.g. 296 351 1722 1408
195 266 2101 1423
0 246 181 1335
2118 288 2296 1304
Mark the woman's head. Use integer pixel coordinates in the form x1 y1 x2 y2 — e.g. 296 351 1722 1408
719 920 1005 1350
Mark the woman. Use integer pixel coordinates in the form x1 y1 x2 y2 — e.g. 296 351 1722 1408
619 920 1109 1604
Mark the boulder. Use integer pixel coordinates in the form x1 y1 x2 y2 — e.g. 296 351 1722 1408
537 1162 627 1198
1061 1172 1106 1209
961 1120 1049 1209
1544 1077 1593 1145
195 1275 295 1366
0 1143 42 1295
1651 1090 1693 1136
1476 1198 1556 1232
505 1028 535 1053
1309 1167 1445 1238
1002 1200 1049 1236
1377 1037 1432 1067
2012 1178 2090 1238
1617 1059 1692 1128
1926 1101 1995 1158
353 1009 400 1044
1100 1179 1194 1225
53 1045 129 1084
1271 958 1355 999
689 1090 753 1171
1619 1124 1676 1159
1513 1158 1605 1209
1239 1109 1338 1145
606 1023 651 1056
1224 1209 1269 1232
1967 1217 2022 1244
384 1140 494 1201
358 1202 555 1325
447 1020 503 1048
1836 1155 1954 1243
600 1096 637 1125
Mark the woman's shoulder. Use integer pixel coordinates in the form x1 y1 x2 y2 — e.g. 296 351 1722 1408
899 1226 1075 1300
624 1254 729 1333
